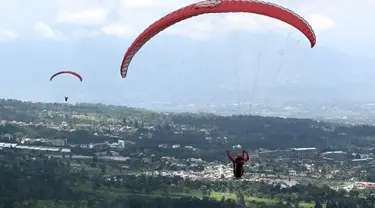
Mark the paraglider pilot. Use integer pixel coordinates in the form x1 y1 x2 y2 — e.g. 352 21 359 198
226 150 249 179
64 97 68 102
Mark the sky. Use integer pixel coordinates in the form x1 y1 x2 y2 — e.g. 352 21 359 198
0 0 375 112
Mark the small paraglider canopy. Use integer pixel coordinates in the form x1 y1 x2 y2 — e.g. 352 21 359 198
50 71 83 81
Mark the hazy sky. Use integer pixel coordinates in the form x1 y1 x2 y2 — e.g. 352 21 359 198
0 0 374 109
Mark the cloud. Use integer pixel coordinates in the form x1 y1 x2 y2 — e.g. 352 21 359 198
0 29 16 41
100 23 136 38
33 22 59 39
306 14 335 31
166 20 218 40
120 0 193 9
57 8 108 25
220 13 294 31
121 0 161 9
220 14 262 31
70 29 101 38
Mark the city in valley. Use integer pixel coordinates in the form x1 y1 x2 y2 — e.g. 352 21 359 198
2 99 375 207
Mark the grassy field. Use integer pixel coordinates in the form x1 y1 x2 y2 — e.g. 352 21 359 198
74 184 320 207
207 192 318 207
26 186 321 208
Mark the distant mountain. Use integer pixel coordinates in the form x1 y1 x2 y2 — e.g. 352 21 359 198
0 31 375 113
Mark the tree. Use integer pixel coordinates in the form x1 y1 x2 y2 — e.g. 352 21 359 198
121 117 127 126
134 120 139 128
314 201 323 208
349 189 360 200
235 191 245 207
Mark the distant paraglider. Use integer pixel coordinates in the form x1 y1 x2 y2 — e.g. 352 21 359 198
119 0 317 78
50 71 83 81
50 71 82 102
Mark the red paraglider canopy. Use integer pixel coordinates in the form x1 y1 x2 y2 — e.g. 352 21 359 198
120 0 316 78
50 71 83 81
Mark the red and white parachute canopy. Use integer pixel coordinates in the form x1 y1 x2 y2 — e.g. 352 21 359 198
50 71 83 81
120 0 316 78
